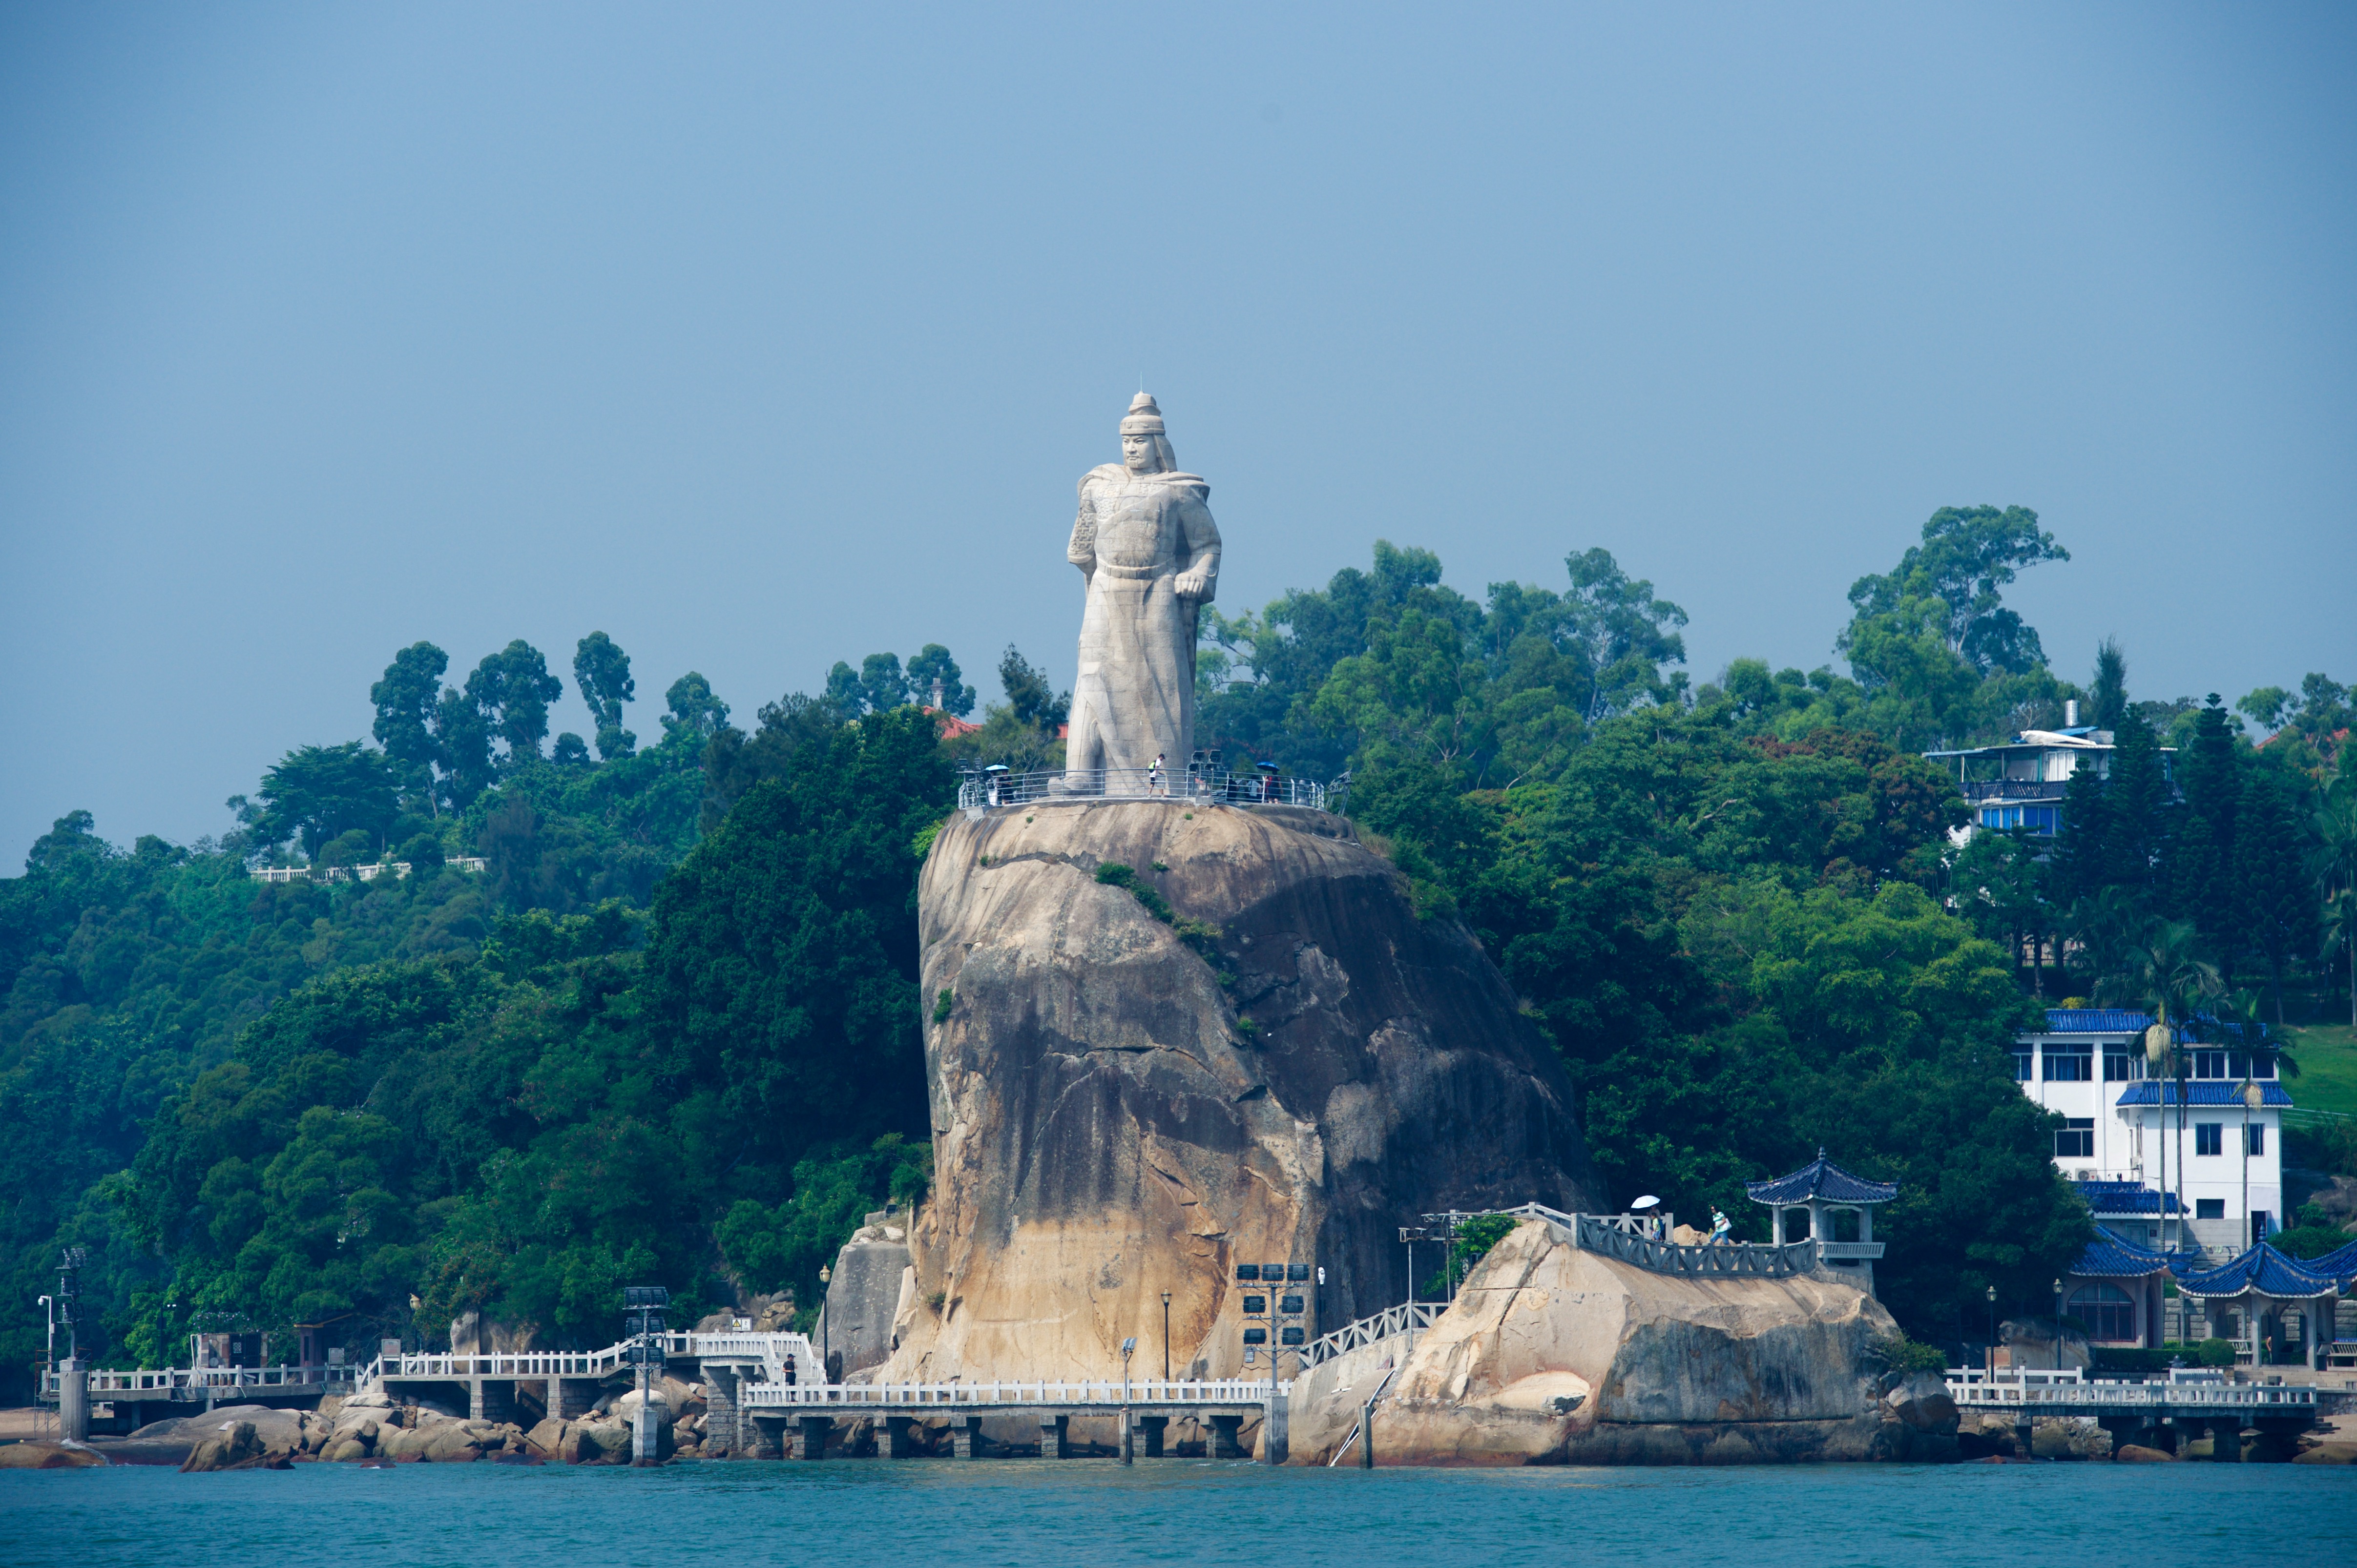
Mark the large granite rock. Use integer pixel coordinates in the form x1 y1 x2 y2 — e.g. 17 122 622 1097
819 1211 915 1380
1288 1218 1927 1465
879 799 1595 1386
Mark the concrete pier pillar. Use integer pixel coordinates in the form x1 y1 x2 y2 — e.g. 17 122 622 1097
2014 1419 2033 1459
952 1416 985 1459
793 1415 832 1460
746 1415 784 1460
1138 1416 1168 1458
551 1378 597 1419
1039 1415 1070 1458
1262 1388 1288 1465
1208 1415 1245 1460
58 1360 88 1444
1361 1399 1377 1468
470 1380 515 1424
884 1416 918 1458
702 1367 739 1457
2211 1422 2243 1462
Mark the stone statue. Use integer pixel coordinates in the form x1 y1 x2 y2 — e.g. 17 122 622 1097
1064 392 1221 783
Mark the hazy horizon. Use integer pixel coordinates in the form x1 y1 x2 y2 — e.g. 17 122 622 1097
4 3 2352 856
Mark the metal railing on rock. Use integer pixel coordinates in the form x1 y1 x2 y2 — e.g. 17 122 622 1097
1303 1303 1439 1367
958 767 1343 815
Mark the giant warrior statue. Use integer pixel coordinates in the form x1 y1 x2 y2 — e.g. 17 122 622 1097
1063 392 1222 783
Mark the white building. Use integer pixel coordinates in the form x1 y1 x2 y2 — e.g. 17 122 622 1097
1926 711 2173 847
2016 1008 2288 1259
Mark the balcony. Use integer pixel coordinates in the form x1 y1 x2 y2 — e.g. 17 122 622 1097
1961 780 2068 803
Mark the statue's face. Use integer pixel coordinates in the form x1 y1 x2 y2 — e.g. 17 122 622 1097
1122 432 1155 473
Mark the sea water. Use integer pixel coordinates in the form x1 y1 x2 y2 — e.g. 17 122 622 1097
5 1459 2354 1568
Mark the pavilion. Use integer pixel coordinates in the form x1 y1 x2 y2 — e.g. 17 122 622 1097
1745 1150 1897 1297
2175 1242 2341 1369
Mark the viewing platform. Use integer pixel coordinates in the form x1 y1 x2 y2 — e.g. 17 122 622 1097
958 765 1344 815
737 1377 1290 1460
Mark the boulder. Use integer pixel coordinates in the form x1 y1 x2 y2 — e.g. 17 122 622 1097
181 1421 267 1472
1997 1317 2091 1373
1882 1372 1959 1434
2116 1444 2176 1463
2292 1442 2357 1465
1289 1217 1905 1465
0 1441 106 1469
326 1439 370 1463
880 800 1595 1386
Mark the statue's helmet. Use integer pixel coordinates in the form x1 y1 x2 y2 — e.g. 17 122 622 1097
1119 392 1166 435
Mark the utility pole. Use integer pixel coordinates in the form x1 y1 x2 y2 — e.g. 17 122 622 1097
56 1248 87 1443
1160 1292 1171 1382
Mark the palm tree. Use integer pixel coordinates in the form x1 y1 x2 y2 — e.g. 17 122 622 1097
2101 918 2223 1255
2324 887 2357 1030
2313 778 2357 1023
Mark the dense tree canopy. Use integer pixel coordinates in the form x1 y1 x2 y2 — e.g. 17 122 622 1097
0 510 2346 1394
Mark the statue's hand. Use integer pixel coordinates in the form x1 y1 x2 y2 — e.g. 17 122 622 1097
1174 566 1211 601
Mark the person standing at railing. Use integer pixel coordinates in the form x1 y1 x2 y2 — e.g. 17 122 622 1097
1149 753 1165 795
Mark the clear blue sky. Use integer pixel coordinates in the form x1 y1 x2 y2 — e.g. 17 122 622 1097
3 3 2351 855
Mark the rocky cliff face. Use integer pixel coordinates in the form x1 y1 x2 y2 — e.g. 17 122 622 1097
879 799 1595 1386
1287 1219 1939 1465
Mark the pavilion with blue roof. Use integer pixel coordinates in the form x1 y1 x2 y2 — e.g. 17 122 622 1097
2175 1242 2342 1367
1745 1151 1898 1298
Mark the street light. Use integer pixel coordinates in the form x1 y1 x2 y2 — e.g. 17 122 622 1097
1985 1285 1997 1374
621 1285 669 1466
1120 1337 1137 1465
1160 1291 1172 1382
2052 1279 2063 1373
818 1264 832 1382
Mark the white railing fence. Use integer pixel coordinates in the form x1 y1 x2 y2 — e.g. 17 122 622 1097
958 767 1342 815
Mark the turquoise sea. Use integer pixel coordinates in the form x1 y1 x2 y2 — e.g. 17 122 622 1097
6 1460 2356 1568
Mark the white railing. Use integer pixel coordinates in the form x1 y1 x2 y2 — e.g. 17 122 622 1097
958 767 1342 815
1303 1303 1439 1367
42 1363 359 1399
741 1378 1287 1410
251 857 487 885
43 1330 819 1403
1944 1370 2318 1411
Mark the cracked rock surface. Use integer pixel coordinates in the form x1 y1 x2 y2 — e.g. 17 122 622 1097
878 800 1595 1385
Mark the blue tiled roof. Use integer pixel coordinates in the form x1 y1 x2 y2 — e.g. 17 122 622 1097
1743 1150 1898 1206
2114 1081 2294 1108
2301 1238 2357 1288
2175 1242 2340 1300
2042 1009 2155 1034
2070 1179 2184 1216
2072 1226 2171 1278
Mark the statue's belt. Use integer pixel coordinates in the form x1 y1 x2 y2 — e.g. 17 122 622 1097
1089 559 1177 581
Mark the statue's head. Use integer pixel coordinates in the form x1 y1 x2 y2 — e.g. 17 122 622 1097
1120 392 1176 475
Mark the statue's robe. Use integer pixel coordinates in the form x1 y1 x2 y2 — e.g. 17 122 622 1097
1064 462 1221 780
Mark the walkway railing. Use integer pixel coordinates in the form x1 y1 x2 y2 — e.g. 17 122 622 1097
1303 1303 1439 1367
741 1377 1286 1411
958 767 1342 815
1426 1201 1820 1281
1942 1371 2318 1413
43 1330 819 1403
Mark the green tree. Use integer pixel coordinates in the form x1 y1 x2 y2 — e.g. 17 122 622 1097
254 743 398 859
464 640 564 768
659 672 730 746
1557 547 1690 722
1841 506 2069 676
905 644 977 717
2236 769 2315 1023
573 632 637 761
996 645 1069 730
371 643 449 812
859 653 910 714
2089 638 2129 732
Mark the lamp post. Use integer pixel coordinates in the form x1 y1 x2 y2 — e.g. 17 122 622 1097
2052 1279 2064 1374
621 1285 669 1466
1985 1285 1997 1374
817 1264 832 1382
1120 1336 1136 1465
1160 1292 1171 1382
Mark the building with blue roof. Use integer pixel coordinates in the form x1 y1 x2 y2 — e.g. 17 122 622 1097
2060 1225 2175 1349
2017 1008 2288 1259
1744 1151 1896 1298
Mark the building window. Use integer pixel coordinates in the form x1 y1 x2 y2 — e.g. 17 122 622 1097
2246 1123 2264 1157
2196 1198 2225 1220
2251 1210 2271 1237
2012 1049 2033 1083
2191 1050 2228 1081
2103 1050 2139 1082
2068 1284 2138 1343
2044 1047 2093 1082
2055 1118 2094 1158
2195 1123 2222 1157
